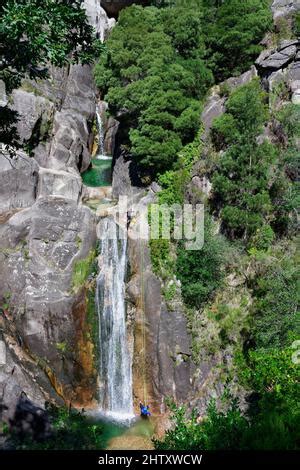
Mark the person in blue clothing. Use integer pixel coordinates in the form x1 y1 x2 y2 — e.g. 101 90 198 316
139 401 151 418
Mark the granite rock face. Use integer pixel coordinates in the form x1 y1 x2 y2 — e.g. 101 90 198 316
11 88 55 144
256 41 299 71
84 0 116 40
0 151 39 214
46 64 96 174
271 0 300 21
0 4 115 425
259 40 300 106
124 190 192 414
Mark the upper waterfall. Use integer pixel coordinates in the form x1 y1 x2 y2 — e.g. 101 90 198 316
96 108 112 161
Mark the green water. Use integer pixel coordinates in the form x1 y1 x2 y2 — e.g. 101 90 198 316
98 421 128 448
89 417 155 449
82 157 112 187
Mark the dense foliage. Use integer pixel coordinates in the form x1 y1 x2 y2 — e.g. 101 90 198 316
176 217 226 308
203 0 272 81
155 345 300 450
249 245 298 350
211 80 278 247
94 3 212 175
0 0 99 89
271 103 300 236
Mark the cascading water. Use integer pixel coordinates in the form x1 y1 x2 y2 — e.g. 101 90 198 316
82 106 112 187
96 218 134 422
96 108 112 161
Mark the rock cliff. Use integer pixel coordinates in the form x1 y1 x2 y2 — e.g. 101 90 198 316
1 0 299 429
0 3 113 424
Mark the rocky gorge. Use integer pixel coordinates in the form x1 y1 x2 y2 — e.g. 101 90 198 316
0 0 299 447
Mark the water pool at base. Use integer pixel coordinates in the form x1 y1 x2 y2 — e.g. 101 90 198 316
88 415 155 450
82 156 112 187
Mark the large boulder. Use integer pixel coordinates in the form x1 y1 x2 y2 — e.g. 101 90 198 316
256 42 298 70
0 151 39 214
112 151 141 199
10 88 55 144
37 168 82 202
271 0 300 21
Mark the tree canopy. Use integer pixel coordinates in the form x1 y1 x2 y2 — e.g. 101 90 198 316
94 4 213 175
0 0 99 90
204 0 272 81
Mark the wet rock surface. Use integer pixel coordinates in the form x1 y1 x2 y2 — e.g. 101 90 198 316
124 190 192 414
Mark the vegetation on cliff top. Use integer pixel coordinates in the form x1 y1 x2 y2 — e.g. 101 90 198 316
94 3 213 175
0 0 101 147
95 0 272 175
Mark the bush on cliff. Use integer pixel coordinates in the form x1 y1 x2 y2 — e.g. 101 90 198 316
211 80 278 245
155 345 300 450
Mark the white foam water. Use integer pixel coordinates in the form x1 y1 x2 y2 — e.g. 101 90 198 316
96 218 134 422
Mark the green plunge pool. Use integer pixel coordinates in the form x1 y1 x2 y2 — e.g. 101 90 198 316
82 156 112 187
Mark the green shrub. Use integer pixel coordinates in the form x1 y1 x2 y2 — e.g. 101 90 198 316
155 346 300 450
249 225 275 251
204 0 272 81
270 104 300 235
249 246 298 349
176 216 226 308
293 12 300 36
72 250 97 292
211 80 277 242
211 114 239 150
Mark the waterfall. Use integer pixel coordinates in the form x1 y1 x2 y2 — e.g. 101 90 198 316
96 109 111 161
96 218 134 421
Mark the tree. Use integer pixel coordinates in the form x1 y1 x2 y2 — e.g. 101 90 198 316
155 347 300 450
204 0 272 81
0 0 99 90
248 246 298 349
176 216 226 308
94 4 213 176
211 80 277 245
270 104 300 235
